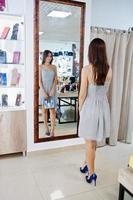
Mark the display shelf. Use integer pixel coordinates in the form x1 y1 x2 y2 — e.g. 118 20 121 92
0 86 24 89
0 39 24 42
0 106 26 112
0 13 26 112
0 13 27 156
0 63 24 65
0 12 23 17
0 65 24 70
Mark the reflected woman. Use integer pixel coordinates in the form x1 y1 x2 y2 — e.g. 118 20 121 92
79 38 112 185
39 50 58 137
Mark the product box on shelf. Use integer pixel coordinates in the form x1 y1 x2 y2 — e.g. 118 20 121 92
0 49 7 63
15 93 22 106
13 51 21 64
2 94 8 107
11 68 21 86
0 72 7 85
0 27 10 39
11 23 19 40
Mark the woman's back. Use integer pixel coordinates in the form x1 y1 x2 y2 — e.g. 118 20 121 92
87 64 112 98
87 64 112 86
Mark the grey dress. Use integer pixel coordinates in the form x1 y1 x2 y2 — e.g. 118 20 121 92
78 81 111 142
40 65 57 108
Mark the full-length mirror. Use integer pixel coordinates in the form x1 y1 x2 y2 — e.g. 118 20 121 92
34 0 85 142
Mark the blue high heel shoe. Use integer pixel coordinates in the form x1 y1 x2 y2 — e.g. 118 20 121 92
86 173 97 186
80 165 88 173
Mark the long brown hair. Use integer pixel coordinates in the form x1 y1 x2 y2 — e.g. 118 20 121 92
42 50 53 64
88 38 109 85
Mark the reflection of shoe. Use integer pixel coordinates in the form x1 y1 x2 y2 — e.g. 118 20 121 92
80 165 88 174
45 128 50 136
45 131 50 136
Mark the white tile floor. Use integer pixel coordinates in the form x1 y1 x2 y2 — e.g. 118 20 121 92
39 122 77 138
0 142 133 200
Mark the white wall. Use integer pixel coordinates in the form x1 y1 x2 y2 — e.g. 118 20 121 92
6 0 24 15
91 0 133 30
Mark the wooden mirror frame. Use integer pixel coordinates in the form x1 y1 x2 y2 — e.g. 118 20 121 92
34 0 86 143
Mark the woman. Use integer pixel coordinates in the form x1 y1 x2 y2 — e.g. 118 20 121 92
39 50 58 137
78 38 112 186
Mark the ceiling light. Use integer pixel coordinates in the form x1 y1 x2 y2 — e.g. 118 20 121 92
47 10 72 18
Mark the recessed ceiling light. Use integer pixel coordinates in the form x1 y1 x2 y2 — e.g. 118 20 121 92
39 32 44 35
47 10 72 18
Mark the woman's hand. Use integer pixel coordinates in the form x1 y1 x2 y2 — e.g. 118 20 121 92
79 106 82 113
49 89 55 97
43 92 48 99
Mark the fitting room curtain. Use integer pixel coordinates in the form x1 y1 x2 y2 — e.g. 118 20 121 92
90 27 133 146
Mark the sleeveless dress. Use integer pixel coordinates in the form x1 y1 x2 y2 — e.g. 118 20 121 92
78 78 111 142
40 66 57 108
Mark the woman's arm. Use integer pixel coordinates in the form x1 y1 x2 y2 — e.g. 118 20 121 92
106 67 112 83
39 65 48 99
79 67 88 112
106 67 112 100
49 65 58 97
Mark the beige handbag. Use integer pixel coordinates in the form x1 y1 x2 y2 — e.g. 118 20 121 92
128 154 133 170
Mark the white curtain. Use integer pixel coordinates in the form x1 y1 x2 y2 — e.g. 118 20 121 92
90 27 133 146
118 33 133 143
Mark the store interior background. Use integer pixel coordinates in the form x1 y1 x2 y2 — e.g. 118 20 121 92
6 0 133 152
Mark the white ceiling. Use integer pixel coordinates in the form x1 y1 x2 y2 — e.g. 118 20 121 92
39 1 81 42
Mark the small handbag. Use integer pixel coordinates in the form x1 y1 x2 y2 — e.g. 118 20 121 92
56 108 62 119
44 97 55 109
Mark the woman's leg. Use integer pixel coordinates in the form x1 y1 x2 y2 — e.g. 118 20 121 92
42 107 48 132
49 108 56 136
81 151 87 167
85 140 96 175
81 142 96 168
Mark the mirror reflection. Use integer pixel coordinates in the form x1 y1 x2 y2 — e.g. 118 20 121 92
38 1 81 138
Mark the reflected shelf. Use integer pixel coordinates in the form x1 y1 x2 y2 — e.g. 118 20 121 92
0 63 24 66
0 106 26 112
0 39 24 42
0 86 25 89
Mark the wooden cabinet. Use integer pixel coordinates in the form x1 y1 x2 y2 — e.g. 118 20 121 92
0 111 27 155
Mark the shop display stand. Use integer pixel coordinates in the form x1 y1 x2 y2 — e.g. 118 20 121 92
0 13 27 156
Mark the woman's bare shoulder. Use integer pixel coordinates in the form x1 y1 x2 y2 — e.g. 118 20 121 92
82 66 88 74
84 63 93 70
39 64 43 69
83 64 93 75
50 64 56 70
